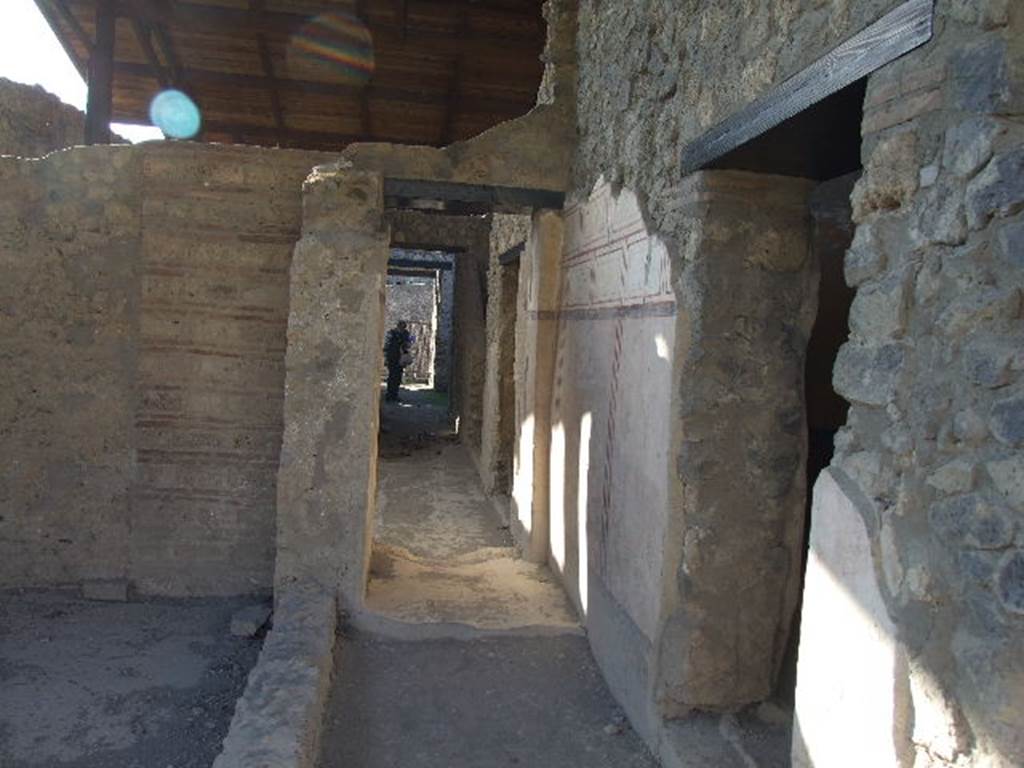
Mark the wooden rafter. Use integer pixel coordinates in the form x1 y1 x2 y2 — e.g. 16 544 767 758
398 0 408 42
42 0 545 150
34 0 89 77
250 0 285 143
441 0 467 145
109 0 539 48
130 18 171 88
52 0 94 54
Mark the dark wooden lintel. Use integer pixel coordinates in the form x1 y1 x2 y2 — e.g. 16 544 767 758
679 0 935 174
390 242 466 254
388 258 453 271
384 178 565 214
498 242 526 265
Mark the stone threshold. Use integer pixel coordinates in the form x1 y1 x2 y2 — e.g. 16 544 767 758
656 709 792 768
213 583 338 768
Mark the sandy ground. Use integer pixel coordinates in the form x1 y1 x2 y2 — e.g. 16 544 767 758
319 389 655 767
0 590 267 768
369 388 577 631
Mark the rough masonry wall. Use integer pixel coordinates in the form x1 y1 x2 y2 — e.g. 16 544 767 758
0 78 88 158
0 142 329 597
573 3 1022 766
574 0 900 221
796 4 1024 767
0 147 139 591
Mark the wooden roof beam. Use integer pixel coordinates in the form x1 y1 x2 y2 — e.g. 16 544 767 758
196 121 378 147
111 61 532 113
34 0 89 76
51 0 94 53
251 0 285 144
111 0 540 48
441 0 467 145
130 17 171 88
355 0 372 139
84 0 115 144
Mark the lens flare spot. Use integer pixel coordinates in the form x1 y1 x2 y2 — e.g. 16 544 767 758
148 90 202 139
288 12 375 86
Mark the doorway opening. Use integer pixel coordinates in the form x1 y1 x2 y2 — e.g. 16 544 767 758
710 78 865 706
362 214 577 634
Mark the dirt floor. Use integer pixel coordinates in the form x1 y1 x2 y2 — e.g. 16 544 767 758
319 633 658 768
319 387 656 766
368 387 578 632
0 590 267 768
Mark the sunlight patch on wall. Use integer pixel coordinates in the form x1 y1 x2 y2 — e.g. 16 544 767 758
577 412 592 615
513 414 535 534
549 421 567 571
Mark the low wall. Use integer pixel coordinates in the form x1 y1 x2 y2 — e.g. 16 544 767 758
0 142 331 597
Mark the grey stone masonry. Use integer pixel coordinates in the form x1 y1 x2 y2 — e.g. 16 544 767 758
275 165 389 608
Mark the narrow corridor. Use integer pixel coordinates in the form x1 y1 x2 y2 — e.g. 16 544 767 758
317 389 657 767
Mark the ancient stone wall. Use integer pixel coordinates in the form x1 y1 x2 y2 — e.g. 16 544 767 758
0 147 139 593
796 5 1024 766
130 144 331 596
0 78 87 158
0 142 329 597
479 214 529 496
572 0 1024 765
574 0 899 221
275 165 389 608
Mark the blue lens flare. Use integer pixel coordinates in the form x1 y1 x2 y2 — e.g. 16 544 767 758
148 90 202 139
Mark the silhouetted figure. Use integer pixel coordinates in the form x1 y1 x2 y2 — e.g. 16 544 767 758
384 321 413 402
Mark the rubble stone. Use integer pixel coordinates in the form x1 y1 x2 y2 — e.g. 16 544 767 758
989 395 1024 447
833 342 905 406
965 149 1024 230
929 493 1015 550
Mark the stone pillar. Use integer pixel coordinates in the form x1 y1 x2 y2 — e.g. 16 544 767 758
434 268 455 392
511 210 565 562
656 171 817 715
452 246 489 449
480 215 529 496
275 166 389 609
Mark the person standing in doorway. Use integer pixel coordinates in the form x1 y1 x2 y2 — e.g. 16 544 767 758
384 320 413 402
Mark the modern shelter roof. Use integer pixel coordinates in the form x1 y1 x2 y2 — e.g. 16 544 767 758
36 0 546 150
